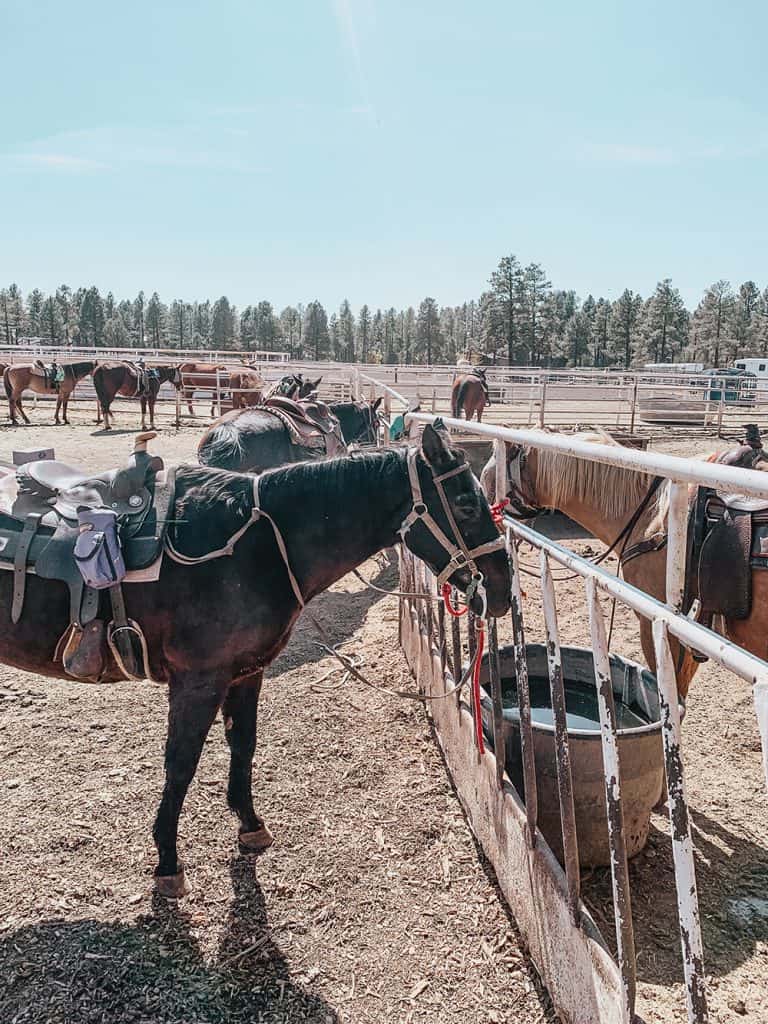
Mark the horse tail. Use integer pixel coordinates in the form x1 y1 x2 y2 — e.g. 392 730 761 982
198 419 246 470
452 379 469 418
92 366 112 415
3 366 13 402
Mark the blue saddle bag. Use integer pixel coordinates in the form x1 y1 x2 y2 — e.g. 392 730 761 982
74 508 126 589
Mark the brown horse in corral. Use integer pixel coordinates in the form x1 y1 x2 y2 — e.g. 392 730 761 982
93 362 181 430
4 361 96 425
178 363 267 416
0 425 509 896
451 370 491 422
481 430 768 702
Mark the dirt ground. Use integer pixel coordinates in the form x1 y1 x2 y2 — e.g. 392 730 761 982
0 404 766 1024
0 409 557 1024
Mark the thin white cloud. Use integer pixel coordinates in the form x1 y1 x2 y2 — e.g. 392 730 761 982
574 139 768 166
331 0 376 122
6 152 109 172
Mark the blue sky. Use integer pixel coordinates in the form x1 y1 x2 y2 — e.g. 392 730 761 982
2 0 766 310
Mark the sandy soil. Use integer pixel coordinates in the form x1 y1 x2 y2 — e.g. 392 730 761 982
0 417 556 1024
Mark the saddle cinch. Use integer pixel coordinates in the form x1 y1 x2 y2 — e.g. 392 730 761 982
688 424 768 628
0 432 174 682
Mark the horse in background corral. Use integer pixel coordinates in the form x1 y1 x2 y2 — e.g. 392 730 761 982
451 369 491 422
4 361 96 425
178 364 307 417
480 429 768 701
93 362 181 430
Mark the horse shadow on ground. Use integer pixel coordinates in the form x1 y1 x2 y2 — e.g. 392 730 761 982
268 550 400 676
0 857 337 1024
90 427 144 437
580 807 768 986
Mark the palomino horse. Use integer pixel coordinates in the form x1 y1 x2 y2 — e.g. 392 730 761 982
93 362 182 430
4 361 96 425
178 363 273 417
197 397 382 473
0 425 509 895
481 431 768 701
451 369 491 422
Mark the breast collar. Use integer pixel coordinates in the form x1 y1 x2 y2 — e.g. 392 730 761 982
398 449 506 614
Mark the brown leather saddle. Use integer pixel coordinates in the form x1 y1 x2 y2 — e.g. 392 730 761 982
688 425 768 623
33 360 64 390
259 396 346 457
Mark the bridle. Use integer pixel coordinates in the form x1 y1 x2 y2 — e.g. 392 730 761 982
505 445 542 519
398 448 507 617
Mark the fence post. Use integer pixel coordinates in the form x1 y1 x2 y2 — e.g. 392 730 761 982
538 377 547 428
629 377 639 433
652 620 709 1024
494 437 507 504
586 577 637 1024
666 482 688 611
717 377 725 438
215 366 222 418
175 384 181 427
383 392 391 447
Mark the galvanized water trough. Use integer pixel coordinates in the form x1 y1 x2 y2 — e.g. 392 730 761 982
478 643 665 867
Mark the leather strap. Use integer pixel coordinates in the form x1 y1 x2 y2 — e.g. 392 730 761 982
12 513 41 624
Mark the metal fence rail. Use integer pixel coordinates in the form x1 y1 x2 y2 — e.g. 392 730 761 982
389 406 768 1023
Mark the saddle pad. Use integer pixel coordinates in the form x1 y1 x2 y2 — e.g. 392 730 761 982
698 511 752 618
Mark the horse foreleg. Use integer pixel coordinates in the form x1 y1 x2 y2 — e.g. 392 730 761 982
62 388 72 425
152 674 223 897
223 674 272 852
186 390 195 417
140 397 147 431
54 391 62 425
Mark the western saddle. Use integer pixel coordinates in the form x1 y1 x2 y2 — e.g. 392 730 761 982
686 424 768 637
257 395 346 457
33 359 65 390
0 432 174 682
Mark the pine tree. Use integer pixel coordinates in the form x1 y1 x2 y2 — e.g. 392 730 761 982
211 296 236 348
371 309 385 363
145 292 166 347
55 285 73 343
303 301 330 361
357 305 371 362
338 300 355 361
489 255 524 364
256 300 278 350
133 292 146 346
329 313 340 359
692 281 734 366
42 296 62 343
733 281 760 358
593 298 612 366
415 297 442 364
384 308 398 363
79 287 106 346
26 289 45 338
520 263 551 364
104 315 130 347
566 311 592 366
641 280 689 364
402 307 416 364
279 307 301 358
609 289 643 368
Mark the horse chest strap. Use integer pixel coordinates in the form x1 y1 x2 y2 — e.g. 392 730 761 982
12 513 42 624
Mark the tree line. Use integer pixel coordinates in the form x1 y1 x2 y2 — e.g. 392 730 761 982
2 257 767 367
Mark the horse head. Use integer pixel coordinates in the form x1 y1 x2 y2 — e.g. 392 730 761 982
404 423 511 617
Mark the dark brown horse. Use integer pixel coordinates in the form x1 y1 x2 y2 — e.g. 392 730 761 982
0 425 510 896
451 369 491 422
93 362 181 430
197 397 382 473
178 364 303 417
5 361 96 425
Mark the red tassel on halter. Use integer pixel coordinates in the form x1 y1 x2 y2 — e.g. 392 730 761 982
490 497 510 530
441 583 468 617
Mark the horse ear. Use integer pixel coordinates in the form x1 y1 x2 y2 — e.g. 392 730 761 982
371 397 382 412
421 422 452 466
311 376 322 389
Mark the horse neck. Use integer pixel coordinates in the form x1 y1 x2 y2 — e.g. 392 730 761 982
533 458 656 547
260 450 411 600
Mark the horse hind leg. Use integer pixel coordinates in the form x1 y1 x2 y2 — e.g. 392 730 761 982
152 673 224 897
223 674 272 852
16 394 31 425
140 397 147 431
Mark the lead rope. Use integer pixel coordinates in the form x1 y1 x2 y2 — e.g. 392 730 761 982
442 583 485 753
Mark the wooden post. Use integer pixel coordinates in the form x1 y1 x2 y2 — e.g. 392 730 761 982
717 376 726 438
538 377 547 428
629 377 639 433
215 366 222 418
175 384 181 427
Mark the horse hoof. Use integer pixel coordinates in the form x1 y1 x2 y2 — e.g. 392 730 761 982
239 825 274 852
154 868 190 899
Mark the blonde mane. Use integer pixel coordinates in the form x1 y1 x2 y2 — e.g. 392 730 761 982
531 430 661 520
